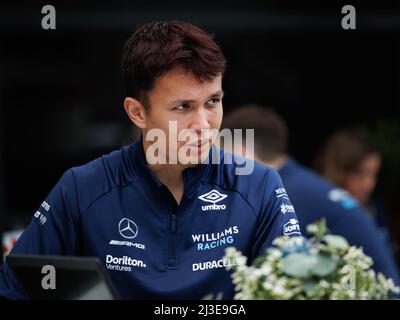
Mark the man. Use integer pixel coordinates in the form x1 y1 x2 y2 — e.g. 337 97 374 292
316 128 394 248
222 105 400 286
0 21 300 299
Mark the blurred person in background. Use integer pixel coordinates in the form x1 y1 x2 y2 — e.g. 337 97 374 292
222 105 400 285
315 128 397 258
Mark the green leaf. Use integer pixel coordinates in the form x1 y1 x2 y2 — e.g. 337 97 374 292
282 253 317 278
302 280 318 297
323 235 349 250
311 254 337 277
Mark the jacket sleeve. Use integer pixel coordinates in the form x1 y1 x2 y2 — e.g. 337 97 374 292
0 169 81 299
251 169 302 261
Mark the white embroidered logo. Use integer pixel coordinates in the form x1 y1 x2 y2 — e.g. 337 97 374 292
198 190 228 211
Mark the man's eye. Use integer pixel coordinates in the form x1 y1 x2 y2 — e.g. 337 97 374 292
207 98 220 106
175 104 190 110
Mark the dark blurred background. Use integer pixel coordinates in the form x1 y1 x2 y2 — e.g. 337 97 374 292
0 1 399 261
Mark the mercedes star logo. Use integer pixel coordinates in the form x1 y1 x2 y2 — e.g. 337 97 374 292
118 218 138 239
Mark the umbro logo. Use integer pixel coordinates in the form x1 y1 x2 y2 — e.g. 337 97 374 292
198 189 227 203
198 189 227 211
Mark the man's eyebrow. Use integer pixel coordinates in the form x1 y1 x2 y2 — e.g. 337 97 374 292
169 98 196 106
210 90 224 98
168 90 224 106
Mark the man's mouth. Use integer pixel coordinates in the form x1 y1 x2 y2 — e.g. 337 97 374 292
188 140 208 146
186 140 210 151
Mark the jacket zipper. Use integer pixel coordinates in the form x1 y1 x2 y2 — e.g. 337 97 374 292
168 213 177 268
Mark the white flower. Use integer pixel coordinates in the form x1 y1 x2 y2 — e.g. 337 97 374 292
262 280 274 291
319 280 330 289
223 220 400 300
269 248 282 259
235 255 248 267
306 224 318 234
260 263 273 275
272 284 285 296
225 247 238 256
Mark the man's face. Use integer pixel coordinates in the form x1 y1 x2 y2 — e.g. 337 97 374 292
142 66 223 166
343 153 381 205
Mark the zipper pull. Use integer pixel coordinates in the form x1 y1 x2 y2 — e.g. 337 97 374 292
170 214 177 233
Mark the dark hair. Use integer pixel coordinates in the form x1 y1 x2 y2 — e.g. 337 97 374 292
222 105 288 161
121 20 226 109
316 128 379 186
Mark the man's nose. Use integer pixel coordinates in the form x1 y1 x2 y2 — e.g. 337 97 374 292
190 107 210 132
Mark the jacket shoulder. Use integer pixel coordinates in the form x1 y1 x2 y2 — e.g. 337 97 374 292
70 145 136 212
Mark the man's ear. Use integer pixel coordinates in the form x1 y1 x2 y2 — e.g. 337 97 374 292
124 97 147 129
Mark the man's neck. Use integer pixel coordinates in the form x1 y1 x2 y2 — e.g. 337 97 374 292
142 138 186 204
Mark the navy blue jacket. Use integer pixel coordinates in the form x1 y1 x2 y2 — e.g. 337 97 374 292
0 139 300 299
279 158 400 285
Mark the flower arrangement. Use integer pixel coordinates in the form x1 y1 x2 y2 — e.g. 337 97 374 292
224 219 400 299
